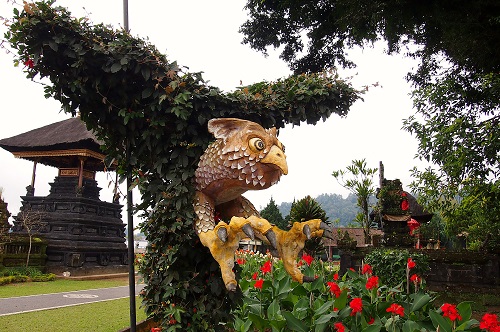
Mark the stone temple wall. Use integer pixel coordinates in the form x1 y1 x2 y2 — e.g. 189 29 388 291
13 176 128 276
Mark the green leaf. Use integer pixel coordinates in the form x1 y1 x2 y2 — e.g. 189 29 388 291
402 320 420 332
314 322 328 332
314 312 336 325
141 66 151 80
410 292 432 312
269 319 287 331
48 40 58 51
142 87 153 98
334 289 348 310
248 313 268 331
429 310 452 332
282 311 309 332
110 63 122 73
268 299 280 320
456 301 473 322
314 300 334 317
362 324 382 332
233 317 252 332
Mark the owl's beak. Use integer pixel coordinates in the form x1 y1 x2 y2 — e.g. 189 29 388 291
261 145 288 175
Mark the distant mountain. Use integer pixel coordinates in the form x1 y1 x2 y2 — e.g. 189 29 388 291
277 193 377 227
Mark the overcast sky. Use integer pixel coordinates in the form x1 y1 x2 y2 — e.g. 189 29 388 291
0 0 430 222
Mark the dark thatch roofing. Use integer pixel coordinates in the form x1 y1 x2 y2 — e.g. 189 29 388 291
0 117 113 171
406 192 433 223
0 117 100 152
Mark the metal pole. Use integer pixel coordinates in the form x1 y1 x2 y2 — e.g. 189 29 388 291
123 1 135 331
127 144 136 332
123 0 129 31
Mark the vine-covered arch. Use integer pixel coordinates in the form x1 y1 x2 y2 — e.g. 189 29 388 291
6 1 362 329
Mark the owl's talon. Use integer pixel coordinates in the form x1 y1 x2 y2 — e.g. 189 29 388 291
320 221 335 240
303 224 311 239
242 223 255 240
303 275 316 283
217 227 228 243
265 229 278 249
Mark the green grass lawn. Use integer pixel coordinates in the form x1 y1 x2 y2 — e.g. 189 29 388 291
0 296 148 331
0 277 130 298
0 277 148 331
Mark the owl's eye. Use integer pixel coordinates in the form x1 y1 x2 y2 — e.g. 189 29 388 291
249 138 265 151
281 144 285 153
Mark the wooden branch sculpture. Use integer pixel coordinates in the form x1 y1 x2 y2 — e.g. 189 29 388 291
194 118 333 291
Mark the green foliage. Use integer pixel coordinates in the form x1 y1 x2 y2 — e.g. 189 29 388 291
0 275 28 285
332 159 377 244
260 197 287 230
289 196 329 257
242 0 500 256
0 266 55 284
5 2 362 329
288 196 328 223
240 0 499 79
364 249 429 289
377 179 410 216
408 173 500 252
232 250 479 332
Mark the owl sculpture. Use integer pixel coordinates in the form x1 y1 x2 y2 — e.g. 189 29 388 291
194 118 333 291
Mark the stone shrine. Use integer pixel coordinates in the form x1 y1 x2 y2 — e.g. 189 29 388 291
0 117 128 275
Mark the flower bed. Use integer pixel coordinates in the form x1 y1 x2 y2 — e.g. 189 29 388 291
228 249 497 332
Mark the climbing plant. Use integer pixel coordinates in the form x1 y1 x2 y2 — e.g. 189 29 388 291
5 1 362 329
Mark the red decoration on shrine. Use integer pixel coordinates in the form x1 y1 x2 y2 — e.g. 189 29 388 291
407 218 420 235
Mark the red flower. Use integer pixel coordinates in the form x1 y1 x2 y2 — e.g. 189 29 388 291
327 281 341 297
254 279 264 289
334 322 345 332
386 303 405 317
333 273 339 280
441 303 462 322
368 317 375 325
480 313 499 331
252 272 258 280
349 297 363 316
365 276 379 290
362 264 373 275
151 328 161 332
407 258 416 269
236 258 245 265
302 253 314 266
401 200 409 211
260 260 272 274
410 274 421 284
23 58 34 68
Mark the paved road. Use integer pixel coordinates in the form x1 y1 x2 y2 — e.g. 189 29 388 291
0 284 145 316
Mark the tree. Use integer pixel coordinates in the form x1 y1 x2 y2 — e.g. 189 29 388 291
0 188 12 242
260 197 287 230
15 205 46 268
240 0 500 76
332 159 377 244
288 195 329 257
5 2 361 329
241 0 500 251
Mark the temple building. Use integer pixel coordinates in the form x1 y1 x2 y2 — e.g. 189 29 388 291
0 117 128 275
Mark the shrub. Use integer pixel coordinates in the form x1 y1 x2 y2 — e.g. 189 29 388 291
0 267 56 284
31 273 56 282
231 250 482 332
364 249 429 288
0 276 16 286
